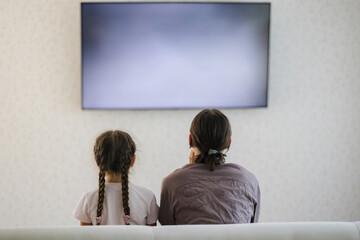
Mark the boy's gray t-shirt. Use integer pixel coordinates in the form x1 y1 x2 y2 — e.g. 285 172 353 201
159 163 260 225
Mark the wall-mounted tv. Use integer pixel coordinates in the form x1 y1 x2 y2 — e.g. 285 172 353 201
81 2 270 109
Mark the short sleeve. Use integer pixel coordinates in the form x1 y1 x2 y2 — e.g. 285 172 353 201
73 192 92 224
146 194 159 225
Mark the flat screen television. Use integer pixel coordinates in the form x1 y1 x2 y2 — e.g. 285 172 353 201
81 2 270 109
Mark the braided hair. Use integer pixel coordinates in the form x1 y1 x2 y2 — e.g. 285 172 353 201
93 130 136 225
190 109 232 171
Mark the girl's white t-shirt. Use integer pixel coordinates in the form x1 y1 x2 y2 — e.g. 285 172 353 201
73 182 159 225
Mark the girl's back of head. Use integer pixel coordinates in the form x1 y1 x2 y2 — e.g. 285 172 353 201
190 109 232 171
93 130 136 225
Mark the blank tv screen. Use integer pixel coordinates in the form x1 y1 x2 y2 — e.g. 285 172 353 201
81 2 270 109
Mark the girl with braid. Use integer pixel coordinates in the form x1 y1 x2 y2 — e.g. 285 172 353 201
159 109 261 225
73 130 159 226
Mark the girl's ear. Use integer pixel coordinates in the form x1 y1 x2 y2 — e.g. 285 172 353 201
130 154 136 167
228 138 232 149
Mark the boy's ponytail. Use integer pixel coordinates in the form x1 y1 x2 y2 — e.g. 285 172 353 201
195 151 226 171
190 109 231 171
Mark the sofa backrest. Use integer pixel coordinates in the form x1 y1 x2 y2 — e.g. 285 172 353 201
0 222 359 240
154 222 360 240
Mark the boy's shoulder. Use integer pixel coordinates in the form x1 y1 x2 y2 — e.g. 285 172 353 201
162 162 259 190
161 163 204 189
163 163 193 179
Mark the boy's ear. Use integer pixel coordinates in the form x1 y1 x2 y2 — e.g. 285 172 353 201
130 154 136 167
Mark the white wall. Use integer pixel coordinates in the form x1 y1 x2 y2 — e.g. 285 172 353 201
0 0 359 227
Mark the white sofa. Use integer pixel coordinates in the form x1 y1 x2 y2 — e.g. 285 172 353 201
1 222 359 240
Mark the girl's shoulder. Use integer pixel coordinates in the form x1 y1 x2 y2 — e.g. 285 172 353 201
81 188 98 205
82 186 100 199
129 182 156 199
76 187 101 213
